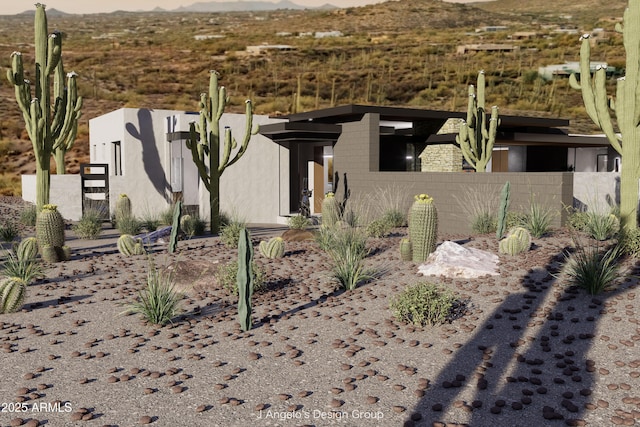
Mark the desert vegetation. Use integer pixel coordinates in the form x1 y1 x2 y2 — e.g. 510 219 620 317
0 0 630 195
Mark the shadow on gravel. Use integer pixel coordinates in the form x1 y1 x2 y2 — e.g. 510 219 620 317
410 243 633 426
24 294 91 310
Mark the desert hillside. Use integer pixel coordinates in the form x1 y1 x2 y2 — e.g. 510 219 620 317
0 0 627 195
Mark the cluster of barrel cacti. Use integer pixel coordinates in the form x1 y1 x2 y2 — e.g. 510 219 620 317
407 194 438 262
499 227 532 256
117 234 146 256
259 237 285 259
237 228 254 332
36 204 70 263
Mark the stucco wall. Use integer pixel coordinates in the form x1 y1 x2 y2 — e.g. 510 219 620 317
22 174 82 220
87 108 287 224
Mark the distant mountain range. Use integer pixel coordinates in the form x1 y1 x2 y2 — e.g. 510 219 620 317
14 1 338 16
172 1 337 12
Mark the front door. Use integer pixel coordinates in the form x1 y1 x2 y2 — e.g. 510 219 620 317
492 148 509 172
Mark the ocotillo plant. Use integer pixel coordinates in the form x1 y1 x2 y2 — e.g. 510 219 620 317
187 70 257 234
6 4 82 210
455 71 499 173
570 1 640 231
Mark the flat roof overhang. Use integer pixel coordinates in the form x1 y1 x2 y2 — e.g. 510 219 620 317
426 132 611 147
275 104 569 128
259 121 342 147
260 104 575 146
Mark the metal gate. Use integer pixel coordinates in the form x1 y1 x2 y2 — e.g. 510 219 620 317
80 163 110 220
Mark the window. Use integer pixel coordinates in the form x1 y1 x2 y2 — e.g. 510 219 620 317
112 141 122 175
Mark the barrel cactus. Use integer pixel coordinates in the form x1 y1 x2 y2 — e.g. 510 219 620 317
36 204 69 262
16 237 38 261
399 238 412 261
115 194 132 223
408 194 438 262
0 277 27 314
40 244 71 263
499 227 531 256
259 237 285 259
117 234 145 256
322 192 341 227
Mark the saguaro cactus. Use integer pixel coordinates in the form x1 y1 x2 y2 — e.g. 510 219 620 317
570 1 640 231
456 71 500 172
6 4 82 209
187 70 257 234
237 228 254 332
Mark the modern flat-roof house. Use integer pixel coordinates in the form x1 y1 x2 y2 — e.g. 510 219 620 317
23 104 615 233
259 104 613 232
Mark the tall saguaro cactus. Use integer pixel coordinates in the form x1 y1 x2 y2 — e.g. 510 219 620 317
570 1 639 231
456 71 500 172
6 4 82 210
187 70 257 234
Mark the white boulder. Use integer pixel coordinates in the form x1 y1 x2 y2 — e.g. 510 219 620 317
417 241 499 278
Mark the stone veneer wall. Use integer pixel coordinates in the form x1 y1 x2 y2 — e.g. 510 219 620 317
420 144 463 172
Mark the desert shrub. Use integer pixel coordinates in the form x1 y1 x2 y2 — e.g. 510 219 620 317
159 206 175 226
0 221 19 242
366 217 394 238
324 226 374 290
389 282 458 326
1 251 44 283
619 228 640 257
180 214 206 239
506 210 527 229
453 184 499 235
563 241 621 295
122 267 184 326
72 209 103 239
140 211 161 232
316 224 368 255
215 260 266 295
471 212 497 234
584 212 619 241
287 214 310 230
381 209 406 228
374 184 409 227
567 208 589 231
116 215 142 236
19 205 37 227
522 199 556 238
219 218 247 248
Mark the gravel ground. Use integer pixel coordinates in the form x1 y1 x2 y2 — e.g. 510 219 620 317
0 197 639 427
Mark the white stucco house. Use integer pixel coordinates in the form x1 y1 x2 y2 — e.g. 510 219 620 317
23 108 289 222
